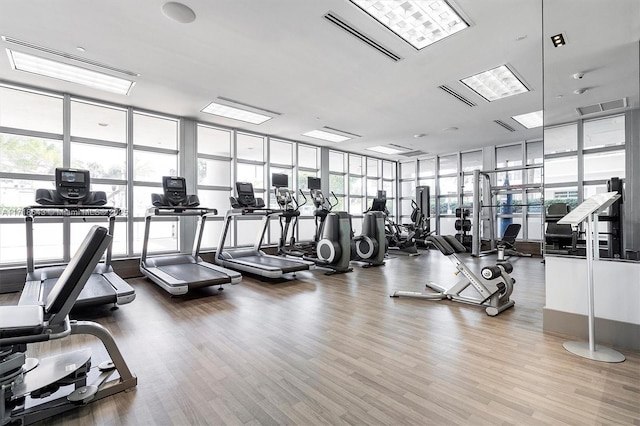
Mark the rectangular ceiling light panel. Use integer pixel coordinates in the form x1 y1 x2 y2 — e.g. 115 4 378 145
201 101 272 124
366 145 406 155
302 130 351 143
461 65 529 102
512 110 543 129
349 0 468 49
6 49 135 95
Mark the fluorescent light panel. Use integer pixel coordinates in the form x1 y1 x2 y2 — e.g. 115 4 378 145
460 65 528 102
201 101 272 124
350 0 468 49
512 110 543 129
6 49 135 95
302 129 351 143
366 145 406 155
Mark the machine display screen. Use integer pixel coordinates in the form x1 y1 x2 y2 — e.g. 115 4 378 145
61 171 84 183
166 178 184 189
271 173 288 188
308 177 321 190
238 183 253 194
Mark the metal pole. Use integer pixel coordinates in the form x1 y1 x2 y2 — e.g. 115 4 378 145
472 169 480 256
586 214 595 352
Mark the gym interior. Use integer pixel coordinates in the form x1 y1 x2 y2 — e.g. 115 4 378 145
1 0 639 424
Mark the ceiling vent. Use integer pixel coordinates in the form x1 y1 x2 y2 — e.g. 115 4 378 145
323 126 362 138
323 12 402 62
399 150 429 157
438 85 476 107
576 98 628 116
494 120 516 132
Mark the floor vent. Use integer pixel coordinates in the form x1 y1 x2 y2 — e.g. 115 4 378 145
494 120 516 132
323 12 402 62
576 98 628 116
438 85 476 107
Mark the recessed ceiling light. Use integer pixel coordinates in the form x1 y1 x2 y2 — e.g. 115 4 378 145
550 33 566 47
302 129 351 143
511 110 543 129
349 0 469 50
573 88 588 95
161 2 196 24
201 101 272 124
413 133 427 138
98 122 109 127
366 145 405 155
6 49 135 95
460 65 529 102
441 126 458 132
76 46 86 52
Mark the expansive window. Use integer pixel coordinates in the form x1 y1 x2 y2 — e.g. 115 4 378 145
0 82 394 270
543 114 626 248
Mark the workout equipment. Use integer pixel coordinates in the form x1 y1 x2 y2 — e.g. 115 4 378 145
495 223 530 260
404 186 432 247
454 207 472 251
368 193 419 256
216 182 315 278
1 225 137 425
350 210 386 268
22 167 135 309
140 176 241 295
544 203 577 254
470 167 544 257
274 175 352 274
391 234 516 316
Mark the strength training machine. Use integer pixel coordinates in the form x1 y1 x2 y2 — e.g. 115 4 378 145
140 176 241 295
21 168 135 309
391 234 516 316
1 225 137 425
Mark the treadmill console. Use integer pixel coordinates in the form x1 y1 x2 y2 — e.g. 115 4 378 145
233 182 265 209
35 168 107 206
163 176 188 205
151 176 200 207
56 168 90 202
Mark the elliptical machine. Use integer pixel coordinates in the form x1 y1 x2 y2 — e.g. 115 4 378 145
273 174 352 275
349 209 386 268
369 191 419 256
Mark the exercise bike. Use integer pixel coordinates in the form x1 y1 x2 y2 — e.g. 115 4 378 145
391 235 516 316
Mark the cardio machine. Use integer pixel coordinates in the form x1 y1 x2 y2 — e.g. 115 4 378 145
274 175 352 274
140 176 241 295
369 191 419 256
21 168 135 309
215 182 315 279
391 235 516 316
1 225 137 425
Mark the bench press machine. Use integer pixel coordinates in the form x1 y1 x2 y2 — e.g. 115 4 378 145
1 226 137 425
391 235 516 316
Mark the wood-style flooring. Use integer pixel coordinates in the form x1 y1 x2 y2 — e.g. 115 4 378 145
1 250 639 425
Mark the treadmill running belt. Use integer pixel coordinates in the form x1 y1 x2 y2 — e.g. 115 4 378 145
42 274 115 308
232 255 310 273
158 263 233 286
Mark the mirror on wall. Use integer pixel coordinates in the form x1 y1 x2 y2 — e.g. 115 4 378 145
542 0 640 259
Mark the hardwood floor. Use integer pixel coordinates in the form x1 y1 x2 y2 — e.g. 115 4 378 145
2 251 639 425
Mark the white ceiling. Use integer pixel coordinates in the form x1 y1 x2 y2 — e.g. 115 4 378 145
0 0 637 159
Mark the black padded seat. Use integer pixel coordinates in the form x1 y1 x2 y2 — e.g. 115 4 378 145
0 305 44 338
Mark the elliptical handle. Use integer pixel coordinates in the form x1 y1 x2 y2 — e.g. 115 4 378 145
297 189 308 209
329 191 339 210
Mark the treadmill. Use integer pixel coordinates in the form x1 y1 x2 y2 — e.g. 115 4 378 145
21 168 135 308
215 182 315 278
140 176 241 295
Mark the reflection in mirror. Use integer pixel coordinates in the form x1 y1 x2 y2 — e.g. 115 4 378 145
543 0 640 259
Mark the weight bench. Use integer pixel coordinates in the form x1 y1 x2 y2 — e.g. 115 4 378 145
391 234 516 316
0 225 137 425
